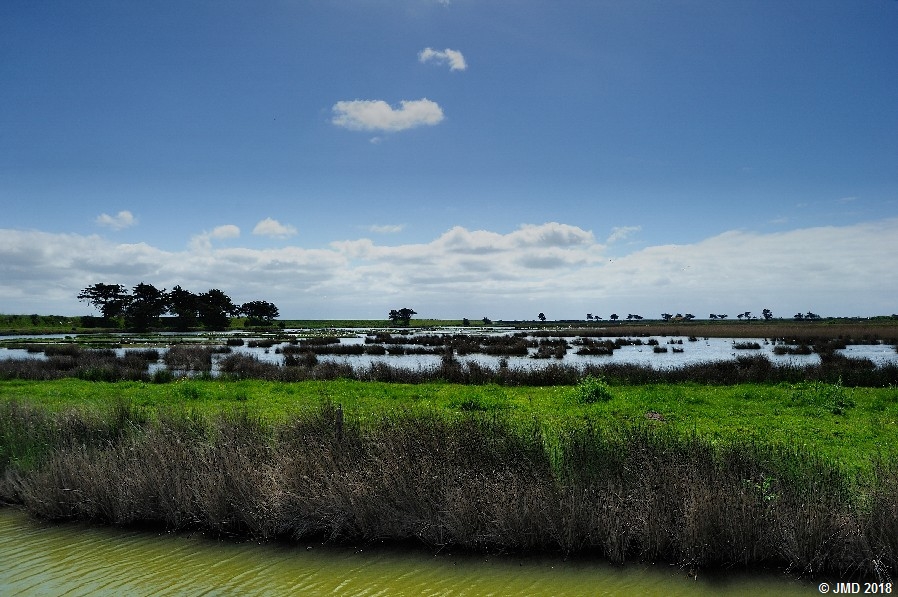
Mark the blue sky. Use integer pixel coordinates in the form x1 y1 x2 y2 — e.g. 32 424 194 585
2 0 896 320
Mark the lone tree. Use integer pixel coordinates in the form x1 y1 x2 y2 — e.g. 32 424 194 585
77 283 130 321
538 312 547 322
388 307 417 326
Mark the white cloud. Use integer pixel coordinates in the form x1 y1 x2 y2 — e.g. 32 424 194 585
2 219 897 319
95 211 136 230
253 218 297 238
332 99 444 133
189 225 241 251
607 226 641 243
211 225 240 239
368 224 405 234
418 47 467 71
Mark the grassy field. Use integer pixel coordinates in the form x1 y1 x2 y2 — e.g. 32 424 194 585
2 378 896 476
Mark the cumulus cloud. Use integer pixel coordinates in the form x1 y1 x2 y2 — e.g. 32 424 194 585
95 211 136 230
253 218 297 238
418 47 467 71
332 99 444 132
2 219 897 319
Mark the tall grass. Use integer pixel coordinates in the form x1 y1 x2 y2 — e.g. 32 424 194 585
0 400 894 578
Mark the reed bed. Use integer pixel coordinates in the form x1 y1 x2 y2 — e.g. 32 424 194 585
0 399 894 579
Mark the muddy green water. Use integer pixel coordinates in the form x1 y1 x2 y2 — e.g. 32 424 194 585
0 508 818 596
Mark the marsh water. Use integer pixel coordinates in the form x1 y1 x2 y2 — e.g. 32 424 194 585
0 508 819 596
2 328 897 372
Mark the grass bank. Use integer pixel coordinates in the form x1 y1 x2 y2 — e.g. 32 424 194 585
0 385 896 580
2 378 897 476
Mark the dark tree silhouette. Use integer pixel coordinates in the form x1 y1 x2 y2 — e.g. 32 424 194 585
241 300 279 325
124 283 167 331
197 289 239 330
77 283 130 321
168 285 199 330
538 312 546 322
388 307 417 325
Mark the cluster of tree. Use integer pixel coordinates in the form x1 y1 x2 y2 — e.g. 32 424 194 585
459 317 495 325
78 283 279 331
661 313 696 321
583 308 832 322
794 311 822 320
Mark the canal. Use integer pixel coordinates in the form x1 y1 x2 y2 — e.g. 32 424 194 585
0 508 819 596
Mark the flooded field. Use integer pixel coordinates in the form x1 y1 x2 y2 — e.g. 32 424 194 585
2 327 896 374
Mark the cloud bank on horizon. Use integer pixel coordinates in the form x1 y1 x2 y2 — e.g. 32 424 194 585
1 219 895 320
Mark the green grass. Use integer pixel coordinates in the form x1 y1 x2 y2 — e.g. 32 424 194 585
2 378 896 476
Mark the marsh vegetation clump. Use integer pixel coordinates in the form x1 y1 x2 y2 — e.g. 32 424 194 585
164 345 215 373
733 341 762 350
789 379 855 415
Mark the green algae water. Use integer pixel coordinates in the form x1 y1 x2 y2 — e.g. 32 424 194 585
0 509 817 596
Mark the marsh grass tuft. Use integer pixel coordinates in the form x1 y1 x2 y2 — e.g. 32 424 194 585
790 379 855 414
573 375 613 403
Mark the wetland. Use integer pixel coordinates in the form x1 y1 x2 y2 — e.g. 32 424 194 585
1 318 897 591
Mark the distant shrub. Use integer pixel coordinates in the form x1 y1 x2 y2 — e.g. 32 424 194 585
773 344 812 355
733 342 762 350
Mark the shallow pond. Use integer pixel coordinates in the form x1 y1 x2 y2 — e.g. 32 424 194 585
0 508 818 596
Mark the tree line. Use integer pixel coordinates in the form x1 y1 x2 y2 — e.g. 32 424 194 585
78 283 279 331
583 308 824 322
